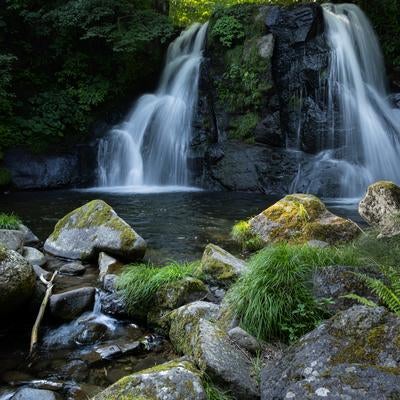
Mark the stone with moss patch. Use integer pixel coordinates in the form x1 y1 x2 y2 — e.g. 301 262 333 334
261 305 400 399
359 180 400 238
44 200 146 261
92 360 206 400
239 194 360 247
0 247 35 316
199 244 247 287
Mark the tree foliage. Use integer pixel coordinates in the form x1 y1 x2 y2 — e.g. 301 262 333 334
0 0 174 153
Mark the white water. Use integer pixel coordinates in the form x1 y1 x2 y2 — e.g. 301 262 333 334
319 4 400 197
97 23 208 190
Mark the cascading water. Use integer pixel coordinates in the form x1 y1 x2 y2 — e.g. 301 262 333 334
292 4 400 198
97 23 208 189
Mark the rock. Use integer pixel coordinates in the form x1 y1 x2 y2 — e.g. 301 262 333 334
18 224 40 246
255 111 284 147
200 244 247 287
11 388 61 400
190 320 259 399
169 301 221 355
390 93 400 108
33 265 52 280
44 200 146 261
49 287 96 320
246 194 359 246
22 246 46 266
261 306 400 400
98 252 122 282
0 229 24 252
0 248 35 316
59 262 86 276
228 326 261 354
312 265 380 314
99 291 127 319
102 274 118 292
307 239 329 248
92 360 206 400
359 180 400 237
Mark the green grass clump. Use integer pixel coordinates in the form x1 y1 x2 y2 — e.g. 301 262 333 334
203 377 233 400
0 213 21 230
226 243 362 342
231 220 264 252
117 261 201 315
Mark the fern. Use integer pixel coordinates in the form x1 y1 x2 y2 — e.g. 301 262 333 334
347 268 400 315
341 293 378 308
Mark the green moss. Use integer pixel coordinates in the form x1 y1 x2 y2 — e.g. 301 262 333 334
230 113 259 142
0 245 9 262
231 220 264 252
50 200 136 245
0 168 11 186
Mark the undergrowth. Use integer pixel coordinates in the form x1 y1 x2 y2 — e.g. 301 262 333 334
0 213 21 229
203 377 233 400
225 243 362 342
117 261 201 315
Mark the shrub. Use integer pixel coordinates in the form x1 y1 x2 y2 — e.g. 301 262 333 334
0 213 22 229
230 113 259 142
210 15 244 47
0 168 11 186
117 261 201 315
226 244 362 342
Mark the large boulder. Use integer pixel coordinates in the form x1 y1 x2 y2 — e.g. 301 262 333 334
0 247 35 315
238 194 359 247
199 244 247 287
0 230 24 252
10 388 61 400
44 200 146 261
359 181 400 237
261 306 400 399
22 246 46 266
49 287 96 320
92 360 206 400
18 224 40 246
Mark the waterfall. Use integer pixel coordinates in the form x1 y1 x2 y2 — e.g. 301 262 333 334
97 23 208 189
319 3 400 197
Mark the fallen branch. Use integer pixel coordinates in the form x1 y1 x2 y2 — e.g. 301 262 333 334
30 271 58 355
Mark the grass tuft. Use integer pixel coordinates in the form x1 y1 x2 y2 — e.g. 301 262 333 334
203 377 233 400
226 243 362 342
231 220 264 252
0 213 21 230
117 261 201 315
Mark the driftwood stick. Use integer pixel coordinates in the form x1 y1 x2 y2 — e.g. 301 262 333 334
30 271 58 354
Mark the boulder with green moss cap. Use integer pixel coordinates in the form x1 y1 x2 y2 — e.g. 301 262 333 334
233 194 359 249
0 247 35 316
261 305 400 399
199 244 247 287
44 200 146 261
359 180 400 238
92 359 206 400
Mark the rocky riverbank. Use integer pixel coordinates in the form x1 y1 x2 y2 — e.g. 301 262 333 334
0 180 399 399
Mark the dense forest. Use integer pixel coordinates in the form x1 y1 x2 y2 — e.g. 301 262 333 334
0 0 399 159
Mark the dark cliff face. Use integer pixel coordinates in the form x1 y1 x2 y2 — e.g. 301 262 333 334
190 3 331 195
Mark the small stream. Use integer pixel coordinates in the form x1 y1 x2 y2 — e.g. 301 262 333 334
0 190 363 399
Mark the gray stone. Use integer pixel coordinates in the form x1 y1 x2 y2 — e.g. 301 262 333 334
49 287 96 320
261 306 400 400
11 388 61 400
0 229 24 252
102 274 118 292
169 301 221 355
307 239 329 248
359 180 400 237
93 360 206 400
33 265 52 280
191 320 259 399
59 262 86 276
0 248 35 316
44 200 146 261
200 244 247 287
98 252 122 282
22 246 46 266
18 224 40 246
257 34 274 59
228 326 261 354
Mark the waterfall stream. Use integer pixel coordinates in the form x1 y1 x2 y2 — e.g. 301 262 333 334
292 4 400 198
97 23 208 190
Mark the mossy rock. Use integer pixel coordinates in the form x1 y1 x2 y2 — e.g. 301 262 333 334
0 247 35 316
44 200 146 261
234 194 360 249
199 243 247 287
92 360 206 400
359 180 400 238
